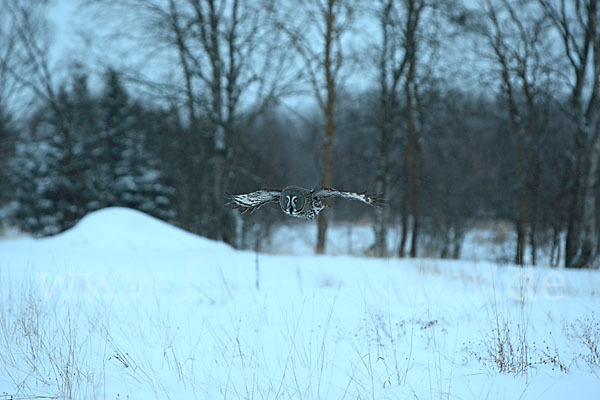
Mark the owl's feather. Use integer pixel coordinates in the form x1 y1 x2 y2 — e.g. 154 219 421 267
311 187 383 207
226 189 282 214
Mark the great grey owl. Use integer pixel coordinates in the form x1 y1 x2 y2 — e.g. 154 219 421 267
227 186 382 220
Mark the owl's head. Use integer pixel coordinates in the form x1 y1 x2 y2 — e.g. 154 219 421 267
280 186 306 216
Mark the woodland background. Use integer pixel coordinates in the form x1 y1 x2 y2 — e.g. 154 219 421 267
0 0 598 268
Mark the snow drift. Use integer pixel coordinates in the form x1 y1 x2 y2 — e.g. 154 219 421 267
49 207 230 250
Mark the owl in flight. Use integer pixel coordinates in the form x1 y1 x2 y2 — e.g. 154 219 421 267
227 186 382 220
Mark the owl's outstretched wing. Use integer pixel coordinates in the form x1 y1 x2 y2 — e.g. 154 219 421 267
312 187 383 207
227 189 282 214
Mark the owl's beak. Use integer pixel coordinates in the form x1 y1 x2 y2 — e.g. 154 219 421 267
289 205 293 214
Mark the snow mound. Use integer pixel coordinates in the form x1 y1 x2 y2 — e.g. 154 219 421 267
45 207 229 250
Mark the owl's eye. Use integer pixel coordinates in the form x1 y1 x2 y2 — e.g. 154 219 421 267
293 198 298 205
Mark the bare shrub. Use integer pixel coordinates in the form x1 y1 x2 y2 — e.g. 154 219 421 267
469 320 533 375
0 286 103 399
566 313 600 369
465 319 600 376
532 335 570 373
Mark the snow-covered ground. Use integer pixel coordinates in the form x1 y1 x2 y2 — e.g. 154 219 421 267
260 220 519 263
0 207 599 399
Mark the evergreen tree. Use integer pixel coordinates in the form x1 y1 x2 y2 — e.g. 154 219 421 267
10 104 74 235
0 107 16 209
10 69 175 235
97 69 175 221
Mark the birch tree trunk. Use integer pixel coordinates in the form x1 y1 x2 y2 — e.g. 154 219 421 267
476 0 551 265
315 0 339 254
316 87 336 254
397 0 425 258
575 128 600 267
373 0 404 258
274 0 355 255
565 133 584 267
540 0 599 268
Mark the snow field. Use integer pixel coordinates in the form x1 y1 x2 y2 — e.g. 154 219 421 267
0 208 599 399
261 220 546 265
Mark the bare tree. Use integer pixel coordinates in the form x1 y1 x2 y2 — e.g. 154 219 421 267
464 0 554 265
274 0 357 254
539 0 600 268
4 1 57 108
399 0 429 258
372 0 439 258
372 0 406 257
0 1 20 114
0 0 20 206
89 0 291 244
3 0 89 230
